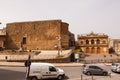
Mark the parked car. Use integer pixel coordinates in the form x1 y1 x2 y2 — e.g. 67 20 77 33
26 62 65 80
83 64 108 76
111 63 120 73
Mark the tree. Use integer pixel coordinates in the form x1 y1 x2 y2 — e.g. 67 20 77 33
109 47 115 54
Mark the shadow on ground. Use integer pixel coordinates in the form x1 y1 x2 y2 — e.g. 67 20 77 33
0 69 25 80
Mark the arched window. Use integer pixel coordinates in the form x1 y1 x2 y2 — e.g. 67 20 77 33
96 39 100 44
86 40 89 44
80 41 83 44
91 39 94 44
91 47 95 53
102 40 106 44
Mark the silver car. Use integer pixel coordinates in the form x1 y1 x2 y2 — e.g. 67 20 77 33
111 63 120 73
83 64 108 76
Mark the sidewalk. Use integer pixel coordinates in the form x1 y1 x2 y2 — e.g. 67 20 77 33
0 61 111 67
0 62 85 67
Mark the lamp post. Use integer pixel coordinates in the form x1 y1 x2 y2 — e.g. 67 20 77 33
55 35 61 56
54 44 60 56
110 54 112 63
117 54 119 62
103 55 106 63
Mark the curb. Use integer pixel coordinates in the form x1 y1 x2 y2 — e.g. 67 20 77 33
0 62 84 67
0 62 111 67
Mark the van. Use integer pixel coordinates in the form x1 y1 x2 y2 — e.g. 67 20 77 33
26 62 65 80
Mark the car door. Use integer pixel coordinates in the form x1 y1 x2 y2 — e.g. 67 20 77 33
41 66 51 79
48 66 58 78
42 66 58 79
90 66 102 75
94 66 103 75
89 66 96 75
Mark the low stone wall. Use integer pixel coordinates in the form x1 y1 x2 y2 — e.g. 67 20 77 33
0 55 9 61
0 55 28 61
30 56 71 63
0 54 72 63
84 58 120 64
0 49 73 63
5 56 71 63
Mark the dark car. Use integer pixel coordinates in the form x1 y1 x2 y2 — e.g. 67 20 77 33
83 65 108 76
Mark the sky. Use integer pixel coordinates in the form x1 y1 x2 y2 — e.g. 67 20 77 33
0 0 120 39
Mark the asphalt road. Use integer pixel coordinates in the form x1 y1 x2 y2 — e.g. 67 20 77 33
0 67 25 80
0 64 119 80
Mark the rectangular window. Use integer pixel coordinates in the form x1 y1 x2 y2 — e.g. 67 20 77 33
22 37 26 44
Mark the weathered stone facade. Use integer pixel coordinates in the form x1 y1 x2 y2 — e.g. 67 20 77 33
69 32 75 47
5 20 74 50
111 39 120 54
0 29 6 50
77 32 109 54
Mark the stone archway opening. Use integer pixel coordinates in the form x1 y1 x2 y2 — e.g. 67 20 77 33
97 47 100 53
86 47 89 53
91 47 95 53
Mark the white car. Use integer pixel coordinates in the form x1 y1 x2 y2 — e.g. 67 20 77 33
26 62 65 80
111 63 120 73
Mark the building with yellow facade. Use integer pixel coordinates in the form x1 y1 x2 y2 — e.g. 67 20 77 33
77 32 109 54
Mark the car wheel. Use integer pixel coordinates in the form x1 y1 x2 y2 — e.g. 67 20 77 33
31 76 38 80
86 72 91 75
103 72 107 76
57 75 63 80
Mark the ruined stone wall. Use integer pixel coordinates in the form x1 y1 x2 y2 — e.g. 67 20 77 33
61 23 69 49
0 36 5 48
6 20 69 50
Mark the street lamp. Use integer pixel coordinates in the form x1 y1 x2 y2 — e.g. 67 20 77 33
110 54 112 63
116 54 119 62
103 55 106 63
54 44 60 56
55 35 61 56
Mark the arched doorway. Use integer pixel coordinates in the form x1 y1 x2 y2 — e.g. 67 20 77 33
91 47 95 53
86 47 89 53
97 47 100 53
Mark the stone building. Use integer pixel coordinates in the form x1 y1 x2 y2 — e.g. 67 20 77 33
77 32 109 54
5 20 75 50
110 39 120 54
69 32 75 47
0 29 6 50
